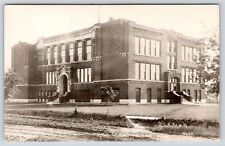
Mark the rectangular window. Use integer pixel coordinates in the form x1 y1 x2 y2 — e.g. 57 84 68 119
193 48 196 61
186 47 189 61
84 68 88 82
78 42 82 61
76 68 92 83
81 69 84 82
171 56 175 69
168 56 176 69
69 43 74 62
190 47 193 62
156 65 160 80
77 69 80 82
47 47 51 65
86 46 92 60
150 40 155 56
135 63 140 79
171 42 175 53
86 40 92 60
167 41 171 52
151 64 156 80
167 56 171 69
181 68 185 82
189 69 193 83
140 38 145 55
55 72 57 84
52 72 55 84
46 72 49 84
146 64 150 80
61 45 66 63
135 37 140 54
146 39 150 55
140 63 145 80
155 41 160 57
196 50 200 62
54 46 58 64
181 46 185 61
88 68 92 82
186 68 189 83
49 72 52 84
193 69 197 83
135 62 160 81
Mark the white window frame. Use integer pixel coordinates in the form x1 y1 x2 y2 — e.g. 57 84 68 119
135 37 140 54
135 63 140 79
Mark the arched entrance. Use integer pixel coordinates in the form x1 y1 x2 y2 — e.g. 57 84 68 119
169 77 180 92
58 74 68 95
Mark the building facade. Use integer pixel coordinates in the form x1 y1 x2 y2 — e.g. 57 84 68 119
11 18 206 104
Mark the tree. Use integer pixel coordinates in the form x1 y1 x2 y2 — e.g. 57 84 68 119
100 86 119 115
4 69 23 100
208 54 219 95
196 28 219 98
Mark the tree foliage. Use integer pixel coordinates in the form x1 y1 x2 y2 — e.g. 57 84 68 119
197 28 219 96
100 86 119 102
100 86 119 116
4 69 23 99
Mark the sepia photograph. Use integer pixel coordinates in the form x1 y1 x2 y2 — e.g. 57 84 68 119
4 5 219 142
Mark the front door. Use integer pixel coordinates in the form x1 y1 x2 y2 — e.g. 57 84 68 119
59 74 68 95
136 88 141 103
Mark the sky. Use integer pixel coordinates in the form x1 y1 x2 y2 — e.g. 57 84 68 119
4 5 219 71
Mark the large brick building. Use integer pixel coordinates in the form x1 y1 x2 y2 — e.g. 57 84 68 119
11 18 206 104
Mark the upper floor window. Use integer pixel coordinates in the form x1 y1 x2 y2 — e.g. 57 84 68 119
86 40 92 60
167 56 176 69
47 47 51 65
140 38 145 54
135 37 140 54
150 40 160 57
54 46 58 64
135 62 160 81
61 45 66 63
69 43 74 62
181 67 198 83
37 50 42 65
46 71 57 85
76 68 92 83
134 36 160 57
167 41 176 53
181 46 200 62
78 41 83 61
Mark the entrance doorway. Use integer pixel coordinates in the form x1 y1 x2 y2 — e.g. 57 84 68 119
59 74 68 95
136 88 141 102
170 77 180 91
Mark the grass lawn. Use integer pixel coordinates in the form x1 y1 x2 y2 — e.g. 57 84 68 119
5 104 219 141
6 103 219 121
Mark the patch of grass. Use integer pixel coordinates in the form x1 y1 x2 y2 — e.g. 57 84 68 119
148 125 219 138
5 109 132 128
133 117 219 128
133 118 219 138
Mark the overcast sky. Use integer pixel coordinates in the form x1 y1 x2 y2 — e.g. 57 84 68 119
4 5 219 71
